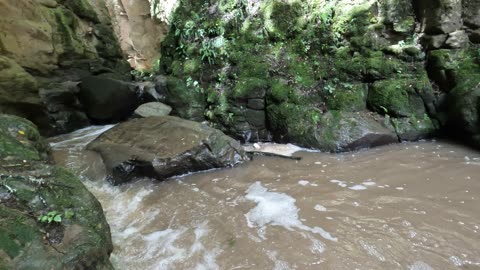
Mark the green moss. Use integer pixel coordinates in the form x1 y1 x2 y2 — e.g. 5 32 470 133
391 114 436 140
93 24 122 60
0 114 49 161
0 206 40 259
325 83 367 111
368 78 426 117
268 80 291 103
287 56 317 88
183 59 201 74
267 103 321 147
262 1 302 40
233 77 269 99
165 76 206 121
62 0 99 23
53 7 85 58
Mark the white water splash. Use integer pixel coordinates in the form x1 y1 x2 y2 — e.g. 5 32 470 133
245 181 337 242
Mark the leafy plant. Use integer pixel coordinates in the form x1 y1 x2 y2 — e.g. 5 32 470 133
38 210 74 224
200 40 217 64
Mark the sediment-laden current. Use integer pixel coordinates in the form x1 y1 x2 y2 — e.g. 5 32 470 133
49 126 480 270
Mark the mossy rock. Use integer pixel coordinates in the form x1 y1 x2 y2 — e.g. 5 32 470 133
391 114 437 141
0 115 113 269
325 83 367 112
267 105 398 151
268 80 292 103
368 78 427 117
428 48 480 144
0 114 50 161
52 7 85 58
61 0 99 23
262 1 302 40
183 58 201 75
233 77 269 99
267 103 321 147
165 76 206 121
0 57 39 105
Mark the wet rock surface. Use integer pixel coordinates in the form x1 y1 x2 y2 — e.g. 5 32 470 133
133 102 172 118
87 116 248 185
0 114 113 269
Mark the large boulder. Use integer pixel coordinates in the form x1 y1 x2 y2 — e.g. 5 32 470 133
313 111 399 152
87 116 248 185
77 75 139 122
0 114 113 269
268 103 399 152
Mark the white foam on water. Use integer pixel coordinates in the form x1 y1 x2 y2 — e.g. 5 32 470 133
408 261 433 270
143 228 187 264
362 181 376 186
348 185 367 190
245 181 337 242
298 180 310 186
450 255 463 267
194 248 221 270
396 187 405 190
360 240 386 262
308 236 326 254
314 204 327 212
330 179 348 188
50 124 115 148
266 250 291 270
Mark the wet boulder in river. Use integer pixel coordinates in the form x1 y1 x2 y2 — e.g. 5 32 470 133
87 116 248 185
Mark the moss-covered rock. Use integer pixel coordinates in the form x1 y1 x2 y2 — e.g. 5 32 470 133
368 77 428 117
0 115 50 162
391 114 437 141
165 76 206 121
267 105 398 151
325 83 367 111
427 48 480 147
159 0 453 148
0 114 113 269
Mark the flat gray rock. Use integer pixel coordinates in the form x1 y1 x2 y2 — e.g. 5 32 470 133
134 102 172 117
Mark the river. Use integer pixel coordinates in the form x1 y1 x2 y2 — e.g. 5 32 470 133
49 125 480 270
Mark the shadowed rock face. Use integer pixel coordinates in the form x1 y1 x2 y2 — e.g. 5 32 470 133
87 116 248 185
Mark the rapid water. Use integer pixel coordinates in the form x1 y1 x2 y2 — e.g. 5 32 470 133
49 126 480 270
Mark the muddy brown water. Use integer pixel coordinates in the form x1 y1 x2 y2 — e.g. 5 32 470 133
49 126 480 270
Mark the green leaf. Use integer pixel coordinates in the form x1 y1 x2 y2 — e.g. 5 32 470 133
40 216 48 222
53 215 62 223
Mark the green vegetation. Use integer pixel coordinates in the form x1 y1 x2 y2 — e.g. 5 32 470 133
38 210 74 224
157 0 442 146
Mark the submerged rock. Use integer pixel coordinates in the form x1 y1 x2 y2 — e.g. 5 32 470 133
0 114 113 269
87 116 248 185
